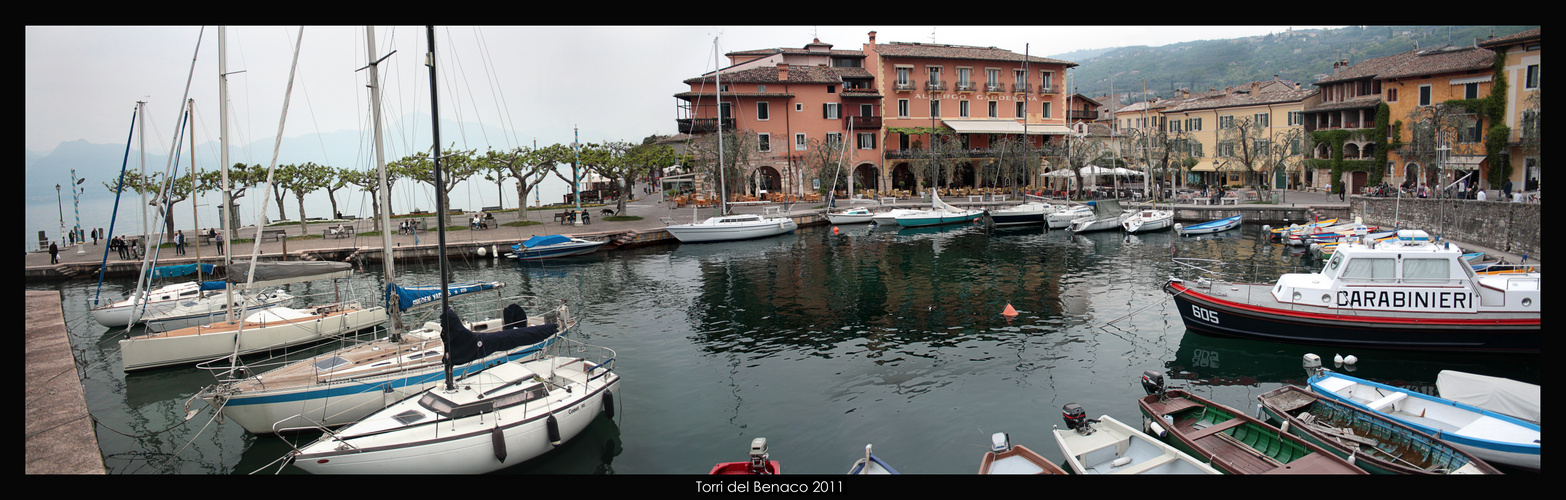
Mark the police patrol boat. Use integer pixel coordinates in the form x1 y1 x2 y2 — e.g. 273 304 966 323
1163 229 1539 353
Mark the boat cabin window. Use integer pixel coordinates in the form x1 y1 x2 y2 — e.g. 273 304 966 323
1340 257 1396 282
1401 258 1450 283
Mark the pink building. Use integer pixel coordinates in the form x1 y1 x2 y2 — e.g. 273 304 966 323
676 31 1076 200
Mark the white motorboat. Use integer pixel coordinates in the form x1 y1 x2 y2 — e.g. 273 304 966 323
1051 405 1220 474
826 207 876 225
119 261 385 372
1120 206 1174 233
665 213 798 243
141 288 295 332
986 201 1053 226
1165 229 1539 353
1046 203 1092 229
1067 200 1126 233
506 234 606 260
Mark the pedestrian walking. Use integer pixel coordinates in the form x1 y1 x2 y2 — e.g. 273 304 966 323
175 230 186 255
215 229 224 255
112 236 126 259
49 241 59 264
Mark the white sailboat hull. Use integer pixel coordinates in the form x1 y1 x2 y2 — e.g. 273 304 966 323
142 291 295 332
90 282 204 327
291 356 619 474
120 304 387 372
665 215 798 243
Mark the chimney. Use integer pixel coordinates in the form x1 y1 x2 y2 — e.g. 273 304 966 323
778 62 788 81
868 31 877 45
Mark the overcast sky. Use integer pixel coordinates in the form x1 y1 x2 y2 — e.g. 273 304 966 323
26 25 1333 157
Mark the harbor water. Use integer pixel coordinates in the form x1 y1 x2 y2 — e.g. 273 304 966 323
30 222 1539 474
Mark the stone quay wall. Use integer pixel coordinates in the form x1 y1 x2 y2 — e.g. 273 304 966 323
1349 196 1541 261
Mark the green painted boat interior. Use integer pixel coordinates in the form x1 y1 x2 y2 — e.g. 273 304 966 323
1180 403 1309 464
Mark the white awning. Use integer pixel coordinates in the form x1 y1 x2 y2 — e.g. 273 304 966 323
942 119 1072 135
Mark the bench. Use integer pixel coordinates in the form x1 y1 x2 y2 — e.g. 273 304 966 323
261 229 287 242
555 212 570 224
322 225 355 239
198 232 215 246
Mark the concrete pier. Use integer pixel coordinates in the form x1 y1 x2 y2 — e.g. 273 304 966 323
25 290 105 474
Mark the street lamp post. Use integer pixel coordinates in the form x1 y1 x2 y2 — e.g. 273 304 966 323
73 171 86 254
56 183 65 251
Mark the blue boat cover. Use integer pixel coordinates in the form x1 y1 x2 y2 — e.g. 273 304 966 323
442 306 558 366
148 263 216 279
517 234 571 249
385 281 501 311
199 280 228 291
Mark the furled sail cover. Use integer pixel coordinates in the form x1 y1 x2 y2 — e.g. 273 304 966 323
226 261 351 287
385 281 503 311
441 306 558 366
148 263 216 279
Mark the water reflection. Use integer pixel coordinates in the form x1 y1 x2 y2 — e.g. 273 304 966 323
30 222 1536 474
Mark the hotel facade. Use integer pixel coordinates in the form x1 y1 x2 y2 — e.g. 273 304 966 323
675 32 1077 201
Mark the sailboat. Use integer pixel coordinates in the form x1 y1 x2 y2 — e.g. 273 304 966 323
664 37 797 244
119 28 386 372
288 27 620 474
893 190 983 227
201 29 555 433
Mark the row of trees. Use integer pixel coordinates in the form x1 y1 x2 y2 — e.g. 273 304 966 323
105 136 679 240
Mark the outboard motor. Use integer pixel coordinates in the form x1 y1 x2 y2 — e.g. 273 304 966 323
747 437 771 474
1302 353 1323 379
990 432 1012 453
1062 403 1097 435
1141 370 1166 397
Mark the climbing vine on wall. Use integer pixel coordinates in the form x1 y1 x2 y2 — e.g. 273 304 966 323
1446 50 1513 187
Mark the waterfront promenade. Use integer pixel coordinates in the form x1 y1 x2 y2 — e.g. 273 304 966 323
21 187 1534 280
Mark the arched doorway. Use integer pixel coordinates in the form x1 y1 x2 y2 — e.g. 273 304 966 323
890 163 917 194
751 166 782 197
851 163 879 193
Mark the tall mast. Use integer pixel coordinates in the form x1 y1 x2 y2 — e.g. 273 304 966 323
365 26 400 340
427 26 454 392
715 37 727 216
219 26 236 323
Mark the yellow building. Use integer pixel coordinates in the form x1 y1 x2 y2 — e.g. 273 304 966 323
1120 79 1318 189
1479 28 1541 197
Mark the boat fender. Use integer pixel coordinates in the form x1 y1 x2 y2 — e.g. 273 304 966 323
1145 418 1167 438
1110 456 1134 468
603 391 615 418
547 414 562 447
492 427 507 463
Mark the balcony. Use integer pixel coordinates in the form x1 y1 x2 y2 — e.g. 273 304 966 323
1067 110 1098 121
954 81 977 92
985 81 1006 93
676 117 734 134
1038 86 1056 94
894 81 915 92
848 115 882 130
925 80 946 92
1012 83 1031 93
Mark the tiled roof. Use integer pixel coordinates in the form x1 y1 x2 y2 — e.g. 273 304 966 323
1477 28 1540 49
682 64 847 85
873 42 1077 67
1303 94 1382 113
1316 44 1495 84
1163 86 1318 113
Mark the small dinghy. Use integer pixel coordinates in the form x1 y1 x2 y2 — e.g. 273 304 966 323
1052 403 1220 474
978 432 1067 474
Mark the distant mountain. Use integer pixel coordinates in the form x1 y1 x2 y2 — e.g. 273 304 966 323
1051 25 1538 106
